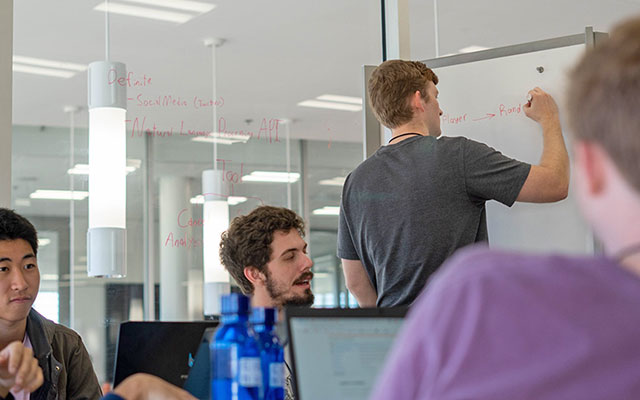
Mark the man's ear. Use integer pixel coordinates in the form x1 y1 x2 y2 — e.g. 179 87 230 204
411 90 425 112
244 266 266 287
574 141 606 195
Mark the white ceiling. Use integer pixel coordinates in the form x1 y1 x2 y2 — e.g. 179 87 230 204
12 0 381 143
12 0 640 141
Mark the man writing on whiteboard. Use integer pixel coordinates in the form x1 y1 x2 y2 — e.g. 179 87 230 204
371 16 640 399
338 60 569 307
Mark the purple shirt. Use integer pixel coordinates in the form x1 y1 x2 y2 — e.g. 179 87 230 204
371 245 640 400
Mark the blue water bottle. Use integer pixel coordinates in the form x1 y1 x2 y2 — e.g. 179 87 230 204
251 308 285 400
211 293 262 400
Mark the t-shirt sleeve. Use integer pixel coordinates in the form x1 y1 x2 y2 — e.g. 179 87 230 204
337 196 359 260
463 138 531 206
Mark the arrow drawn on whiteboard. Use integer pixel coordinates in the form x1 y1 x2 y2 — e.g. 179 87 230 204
472 113 496 122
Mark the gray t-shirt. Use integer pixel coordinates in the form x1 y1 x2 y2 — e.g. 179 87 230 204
337 135 530 307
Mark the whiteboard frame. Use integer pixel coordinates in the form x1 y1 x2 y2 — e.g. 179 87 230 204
419 27 607 68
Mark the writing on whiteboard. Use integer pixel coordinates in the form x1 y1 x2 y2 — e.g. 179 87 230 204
499 103 523 116
441 101 525 126
441 113 467 124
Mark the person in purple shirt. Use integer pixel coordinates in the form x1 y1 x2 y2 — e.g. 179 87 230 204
371 15 640 400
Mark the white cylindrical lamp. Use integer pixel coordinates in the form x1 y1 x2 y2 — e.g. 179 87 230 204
202 169 230 315
87 61 127 278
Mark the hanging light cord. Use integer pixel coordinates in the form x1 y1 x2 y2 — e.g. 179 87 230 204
105 0 110 61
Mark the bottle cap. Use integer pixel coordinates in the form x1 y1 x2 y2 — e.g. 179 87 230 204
250 307 278 325
221 293 251 315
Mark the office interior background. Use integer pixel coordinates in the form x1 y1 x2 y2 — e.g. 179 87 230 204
2 0 639 384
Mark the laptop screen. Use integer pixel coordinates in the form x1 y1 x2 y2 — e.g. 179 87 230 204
286 307 407 400
113 321 218 387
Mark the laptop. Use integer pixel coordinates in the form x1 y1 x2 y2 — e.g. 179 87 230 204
183 327 217 399
286 307 408 400
113 321 218 388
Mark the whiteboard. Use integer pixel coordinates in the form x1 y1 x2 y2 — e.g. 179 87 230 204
425 43 593 255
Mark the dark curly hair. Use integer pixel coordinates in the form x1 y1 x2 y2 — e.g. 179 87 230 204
0 208 39 255
219 206 305 294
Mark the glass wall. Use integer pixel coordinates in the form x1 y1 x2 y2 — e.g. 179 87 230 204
12 0 638 387
11 0 381 384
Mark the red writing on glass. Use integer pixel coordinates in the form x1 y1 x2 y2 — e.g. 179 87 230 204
218 117 281 144
177 208 204 228
108 70 152 87
163 232 202 249
194 96 224 109
212 159 244 195
127 117 212 138
135 94 188 108
131 94 224 110
126 116 281 144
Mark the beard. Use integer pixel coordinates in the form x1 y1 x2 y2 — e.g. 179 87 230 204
265 270 314 307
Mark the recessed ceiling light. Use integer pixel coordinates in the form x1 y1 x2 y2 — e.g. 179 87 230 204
30 190 89 201
312 206 340 216
227 196 248 206
121 0 216 13
242 171 300 183
318 176 346 186
14 198 31 207
13 64 75 78
458 45 490 53
298 100 362 112
191 132 251 145
94 2 193 23
38 238 52 247
67 159 141 175
192 137 245 145
190 195 248 205
13 56 87 72
316 95 363 105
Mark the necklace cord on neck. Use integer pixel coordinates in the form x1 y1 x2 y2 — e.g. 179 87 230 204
388 133 422 144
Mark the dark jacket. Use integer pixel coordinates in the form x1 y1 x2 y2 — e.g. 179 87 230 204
26 309 102 400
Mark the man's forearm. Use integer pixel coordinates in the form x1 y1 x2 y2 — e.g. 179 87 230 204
341 259 378 307
518 88 570 202
349 283 378 308
539 118 570 192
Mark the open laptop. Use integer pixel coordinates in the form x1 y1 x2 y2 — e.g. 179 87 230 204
113 321 218 388
183 327 217 399
286 307 408 400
